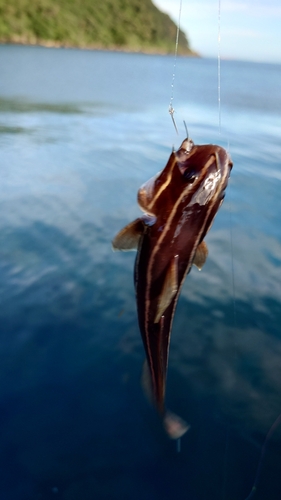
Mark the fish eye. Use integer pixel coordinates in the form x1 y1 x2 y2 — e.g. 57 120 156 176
183 168 197 183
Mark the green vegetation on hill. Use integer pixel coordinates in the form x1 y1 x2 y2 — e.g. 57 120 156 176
0 0 196 55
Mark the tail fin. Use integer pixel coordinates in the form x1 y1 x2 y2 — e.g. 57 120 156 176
163 411 190 440
142 359 190 439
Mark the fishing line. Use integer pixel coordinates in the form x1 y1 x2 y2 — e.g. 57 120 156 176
228 200 237 328
169 0 183 134
221 188 237 500
244 413 281 499
221 426 230 500
217 0 222 135
216 3 237 499
169 0 183 453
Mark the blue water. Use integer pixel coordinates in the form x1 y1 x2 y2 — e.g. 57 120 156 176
1 45 281 500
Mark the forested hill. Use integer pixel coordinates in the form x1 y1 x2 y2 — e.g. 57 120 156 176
0 0 196 55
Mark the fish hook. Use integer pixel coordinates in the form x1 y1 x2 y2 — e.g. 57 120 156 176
169 104 179 135
183 120 189 139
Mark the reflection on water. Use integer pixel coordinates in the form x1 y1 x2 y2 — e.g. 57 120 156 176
1 45 281 500
0 97 114 116
0 124 30 134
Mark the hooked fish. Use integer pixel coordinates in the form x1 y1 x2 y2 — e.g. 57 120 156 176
112 137 232 438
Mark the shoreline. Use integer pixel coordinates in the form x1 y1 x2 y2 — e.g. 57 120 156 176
0 38 199 58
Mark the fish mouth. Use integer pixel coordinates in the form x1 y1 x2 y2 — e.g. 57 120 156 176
179 137 194 153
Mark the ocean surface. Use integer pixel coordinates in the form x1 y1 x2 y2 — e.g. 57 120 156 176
1 45 281 500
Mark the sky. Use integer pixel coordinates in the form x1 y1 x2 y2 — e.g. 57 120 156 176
153 0 281 63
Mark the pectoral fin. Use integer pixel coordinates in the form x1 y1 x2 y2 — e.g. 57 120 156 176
112 218 144 251
193 241 208 270
154 255 178 323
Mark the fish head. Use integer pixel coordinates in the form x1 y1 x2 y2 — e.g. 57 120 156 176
137 138 194 217
137 138 232 219
176 140 232 208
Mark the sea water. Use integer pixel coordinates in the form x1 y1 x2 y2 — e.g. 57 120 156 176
0 45 281 500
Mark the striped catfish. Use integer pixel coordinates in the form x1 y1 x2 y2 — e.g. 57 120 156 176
112 137 232 438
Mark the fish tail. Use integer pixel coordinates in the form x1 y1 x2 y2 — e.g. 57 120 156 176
163 410 190 440
141 359 166 414
141 360 189 439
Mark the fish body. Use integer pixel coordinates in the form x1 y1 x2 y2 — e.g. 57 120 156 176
113 138 232 437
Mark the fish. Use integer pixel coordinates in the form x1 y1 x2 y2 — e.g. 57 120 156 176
112 137 233 438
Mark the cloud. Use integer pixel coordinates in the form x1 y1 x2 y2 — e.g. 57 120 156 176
223 0 281 16
154 0 281 18
222 28 262 39
154 0 215 19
